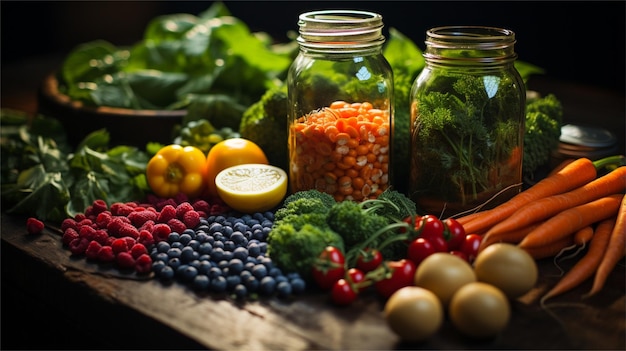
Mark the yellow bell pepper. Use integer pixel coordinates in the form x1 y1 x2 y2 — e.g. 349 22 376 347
146 144 207 198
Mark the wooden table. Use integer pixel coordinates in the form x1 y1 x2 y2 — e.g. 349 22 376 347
2 56 625 350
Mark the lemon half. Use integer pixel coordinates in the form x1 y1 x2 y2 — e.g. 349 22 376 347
215 164 288 213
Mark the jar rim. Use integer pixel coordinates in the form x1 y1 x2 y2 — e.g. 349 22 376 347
426 26 516 46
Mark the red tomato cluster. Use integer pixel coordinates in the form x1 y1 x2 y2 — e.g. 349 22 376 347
406 215 482 266
311 215 482 306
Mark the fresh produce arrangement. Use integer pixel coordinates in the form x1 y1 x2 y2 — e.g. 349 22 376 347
2 2 624 346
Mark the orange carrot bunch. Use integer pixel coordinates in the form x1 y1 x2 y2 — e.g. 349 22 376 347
289 101 390 202
455 155 626 300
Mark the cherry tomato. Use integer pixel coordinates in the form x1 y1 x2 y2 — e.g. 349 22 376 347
375 259 417 299
417 215 448 252
331 278 358 306
443 218 466 251
312 246 346 290
356 248 383 272
407 238 436 266
460 234 482 263
346 267 367 293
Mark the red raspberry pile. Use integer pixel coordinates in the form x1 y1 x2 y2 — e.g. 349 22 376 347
60 196 230 274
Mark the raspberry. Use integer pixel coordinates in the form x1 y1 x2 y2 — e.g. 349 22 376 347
139 220 155 234
77 218 95 229
69 237 89 255
116 252 135 269
26 217 44 235
156 205 177 223
74 213 87 222
167 218 187 234
85 241 102 260
93 229 110 246
192 200 211 214
97 246 115 262
128 209 157 227
118 224 140 239
62 228 80 246
156 198 177 211
210 203 230 216
135 254 153 274
95 211 113 229
105 236 116 246
83 205 95 219
182 210 201 229
107 217 131 237
91 199 109 215
137 230 155 247
110 202 134 216
130 243 148 259
78 225 97 241
175 202 194 220
61 218 78 232
111 238 129 254
151 223 171 242
196 211 207 218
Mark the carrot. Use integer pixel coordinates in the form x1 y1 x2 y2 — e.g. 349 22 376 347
477 222 542 252
547 158 576 177
458 158 598 234
517 194 623 249
540 217 616 303
584 195 626 298
573 226 594 247
524 235 576 260
485 166 626 237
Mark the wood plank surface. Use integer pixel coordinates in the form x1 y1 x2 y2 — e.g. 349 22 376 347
2 213 624 350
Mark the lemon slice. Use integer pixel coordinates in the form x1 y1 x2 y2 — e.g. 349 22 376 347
215 163 288 213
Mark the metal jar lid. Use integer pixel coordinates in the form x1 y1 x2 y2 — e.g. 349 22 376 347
559 124 617 148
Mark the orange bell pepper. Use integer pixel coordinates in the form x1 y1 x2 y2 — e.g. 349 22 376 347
146 144 206 198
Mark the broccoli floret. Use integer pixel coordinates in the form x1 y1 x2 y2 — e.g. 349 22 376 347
239 84 290 171
274 212 330 231
282 189 337 209
326 200 389 248
523 93 563 177
267 221 344 280
274 197 331 223
363 188 418 221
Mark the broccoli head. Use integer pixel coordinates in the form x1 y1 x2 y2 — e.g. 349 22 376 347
363 188 418 221
326 200 390 250
282 189 337 209
239 84 289 171
274 197 332 223
267 221 344 280
523 93 563 177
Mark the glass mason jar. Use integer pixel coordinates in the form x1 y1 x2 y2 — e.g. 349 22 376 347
409 26 525 217
287 10 394 202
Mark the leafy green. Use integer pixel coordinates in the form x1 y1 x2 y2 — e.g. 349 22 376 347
58 1 295 131
0 109 151 223
523 93 563 177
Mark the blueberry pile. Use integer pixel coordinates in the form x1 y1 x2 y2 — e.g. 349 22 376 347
150 211 306 299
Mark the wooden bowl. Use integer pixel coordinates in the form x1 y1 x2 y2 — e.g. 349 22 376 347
37 73 186 148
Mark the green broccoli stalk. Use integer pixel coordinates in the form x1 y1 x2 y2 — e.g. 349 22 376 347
239 84 290 171
523 93 563 178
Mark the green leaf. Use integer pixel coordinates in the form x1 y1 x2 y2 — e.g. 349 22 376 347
62 40 128 87
384 27 425 75
184 93 248 130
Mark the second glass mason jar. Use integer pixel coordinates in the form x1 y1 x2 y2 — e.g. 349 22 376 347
287 10 394 202
409 26 525 217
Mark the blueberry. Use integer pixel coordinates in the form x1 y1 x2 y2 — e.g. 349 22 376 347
179 265 198 282
167 247 182 259
179 233 193 245
290 277 306 294
210 276 227 293
157 241 171 253
192 275 210 291
209 222 223 234
198 260 213 275
208 267 223 279
251 264 268 279
159 265 175 281
218 260 229 269
276 281 292 298
154 252 169 263
221 225 233 238
221 251 234 261
228 258 245 275
244 275 259 292
233 284 248 299
182 228 196 238
198 242 213 255
259 276 277 295
152 260 166 274
195 232 209 243
188 260 201 269
269 267 283 278
240 270 252 282
233 222 247 233
214 215 226 224
168 257 182 270
213 232 224 242
180 246 198 262
187 239 200 251
230 231 246 245
260 257 274 270
223 240 236 252
171 241 184 250
275 275 288 284
233 247 249 261
247 243 261 257
226 274 242 289
198 254 211 261
213 240 225 250
168 232 181 243
211 247 225 261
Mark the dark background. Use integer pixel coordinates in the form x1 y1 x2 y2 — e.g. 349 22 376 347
1 0 625 93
